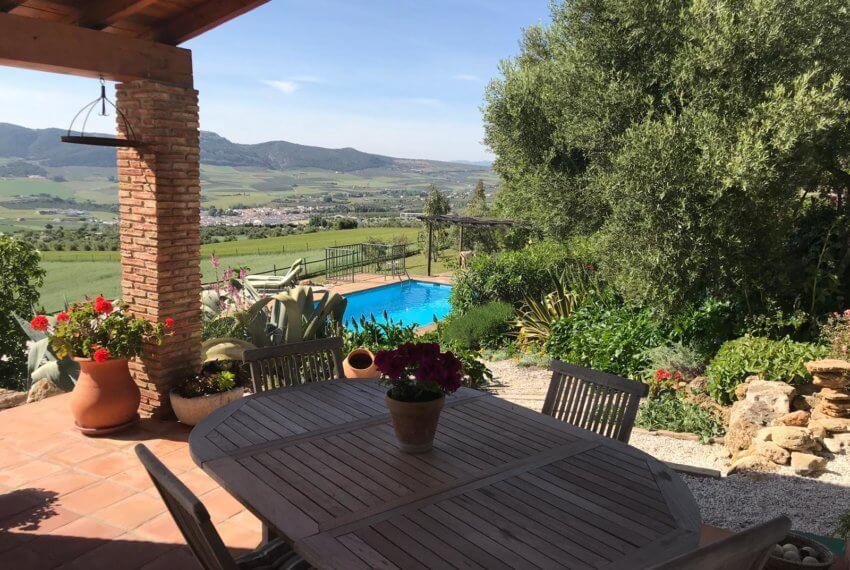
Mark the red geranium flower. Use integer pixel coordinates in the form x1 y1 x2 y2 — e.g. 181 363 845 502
93 295 112 314
92 348 111 363
56 312 70 323
30 315 49 331
165 317 175 327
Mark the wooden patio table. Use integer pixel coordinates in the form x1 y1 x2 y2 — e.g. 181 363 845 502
189 378 701 569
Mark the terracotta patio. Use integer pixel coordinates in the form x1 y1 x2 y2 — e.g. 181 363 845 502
0 394 260 569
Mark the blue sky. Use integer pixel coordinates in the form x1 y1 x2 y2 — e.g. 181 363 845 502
0 0 550 161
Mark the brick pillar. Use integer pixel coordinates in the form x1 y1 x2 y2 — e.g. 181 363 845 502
116 80 202 418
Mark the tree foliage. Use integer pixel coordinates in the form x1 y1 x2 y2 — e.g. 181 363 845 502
0 236 45 390
484 0 850 315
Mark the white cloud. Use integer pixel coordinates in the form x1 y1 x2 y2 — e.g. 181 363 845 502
291 75 324 83
453 74 481 82
262 80 299 94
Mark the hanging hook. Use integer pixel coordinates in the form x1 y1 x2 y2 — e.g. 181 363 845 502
99 76 108 117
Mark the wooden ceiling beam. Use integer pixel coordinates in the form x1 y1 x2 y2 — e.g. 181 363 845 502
148 0 271 45
73 0 157 30
0 12 193 87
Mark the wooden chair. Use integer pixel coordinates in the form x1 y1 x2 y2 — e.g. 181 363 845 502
650 516 792 569
542 359 648 443
243 337 344 393
134 444 307 570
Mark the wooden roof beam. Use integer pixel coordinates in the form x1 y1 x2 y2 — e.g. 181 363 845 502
72 0 157 30
148 0 272 45
0 12 193 87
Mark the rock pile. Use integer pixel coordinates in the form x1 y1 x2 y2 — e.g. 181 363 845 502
807 359 850 436
726 375 833 475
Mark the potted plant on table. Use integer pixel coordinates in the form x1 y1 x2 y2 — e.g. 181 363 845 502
30 296 171 435
170 361 244 426
375 342 462 453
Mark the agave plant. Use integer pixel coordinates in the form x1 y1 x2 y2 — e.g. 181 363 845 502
14 313 79 392
516 269 577 348
202 286 348 361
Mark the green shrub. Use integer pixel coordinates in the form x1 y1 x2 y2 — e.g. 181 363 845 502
340 314 418 355
643 343 705 380
636 394 725 443
705 336 828 404
672 298 737 360
450 242 575 312
545 303 668 379
341 316 494 389
441 301 514 350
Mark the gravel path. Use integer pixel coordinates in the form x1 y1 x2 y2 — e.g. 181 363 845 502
484 358 850 535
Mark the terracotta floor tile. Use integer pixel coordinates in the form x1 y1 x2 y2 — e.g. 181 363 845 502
107 465 155 493
92 493 165 531
76 452 139 478
0 459 65 488
29 517 123 563
200 487 245 523
0 504 81 536
61 532 175 570
178 468 218 496
156 448 196 475
0 447 31 469
27 470 98 497
58 481 135 515
47 443 111 466
225 508 261 531
216 519 261 555
0 488 57 520
9 433 78 458
140 545 200 570
135 512 184 544
3 543 61 569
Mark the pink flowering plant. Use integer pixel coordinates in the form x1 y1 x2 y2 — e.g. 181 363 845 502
821 309 850 358
375 342 463 402
30 296 172 362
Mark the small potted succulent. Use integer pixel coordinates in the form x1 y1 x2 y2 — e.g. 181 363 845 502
170 361 244 426
30 296 171 435
375 342 462 453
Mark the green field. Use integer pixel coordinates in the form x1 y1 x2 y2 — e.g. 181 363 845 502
0 163 498 231
38 227 430 311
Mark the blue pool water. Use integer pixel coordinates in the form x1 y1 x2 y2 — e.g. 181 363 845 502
344 281 452 328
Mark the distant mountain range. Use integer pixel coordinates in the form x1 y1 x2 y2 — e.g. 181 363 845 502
0 123 489 173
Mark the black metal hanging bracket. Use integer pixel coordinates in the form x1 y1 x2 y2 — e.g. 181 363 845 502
60 78 139 148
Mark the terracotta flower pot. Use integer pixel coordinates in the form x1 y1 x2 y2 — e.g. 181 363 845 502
170 387 244 426
343 349 378 378
70 358 140 436
385 393 445 453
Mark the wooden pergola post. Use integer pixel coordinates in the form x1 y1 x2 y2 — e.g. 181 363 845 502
427 220 433 277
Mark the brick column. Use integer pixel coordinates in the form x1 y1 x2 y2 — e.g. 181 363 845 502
116 80 202 418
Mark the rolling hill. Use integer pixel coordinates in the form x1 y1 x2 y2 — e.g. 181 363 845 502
0 122 488 174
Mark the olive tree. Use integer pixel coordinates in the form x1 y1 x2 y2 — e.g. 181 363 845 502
0 236 45 390
484 0 850 315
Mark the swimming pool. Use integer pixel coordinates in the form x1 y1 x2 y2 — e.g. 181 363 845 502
344 281 452 328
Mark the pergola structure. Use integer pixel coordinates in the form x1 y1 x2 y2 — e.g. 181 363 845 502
0 0 270 417
416 214 519 275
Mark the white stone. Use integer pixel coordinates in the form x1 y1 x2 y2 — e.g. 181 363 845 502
26 379 63 403
791 452 828 475
745 380 795 414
